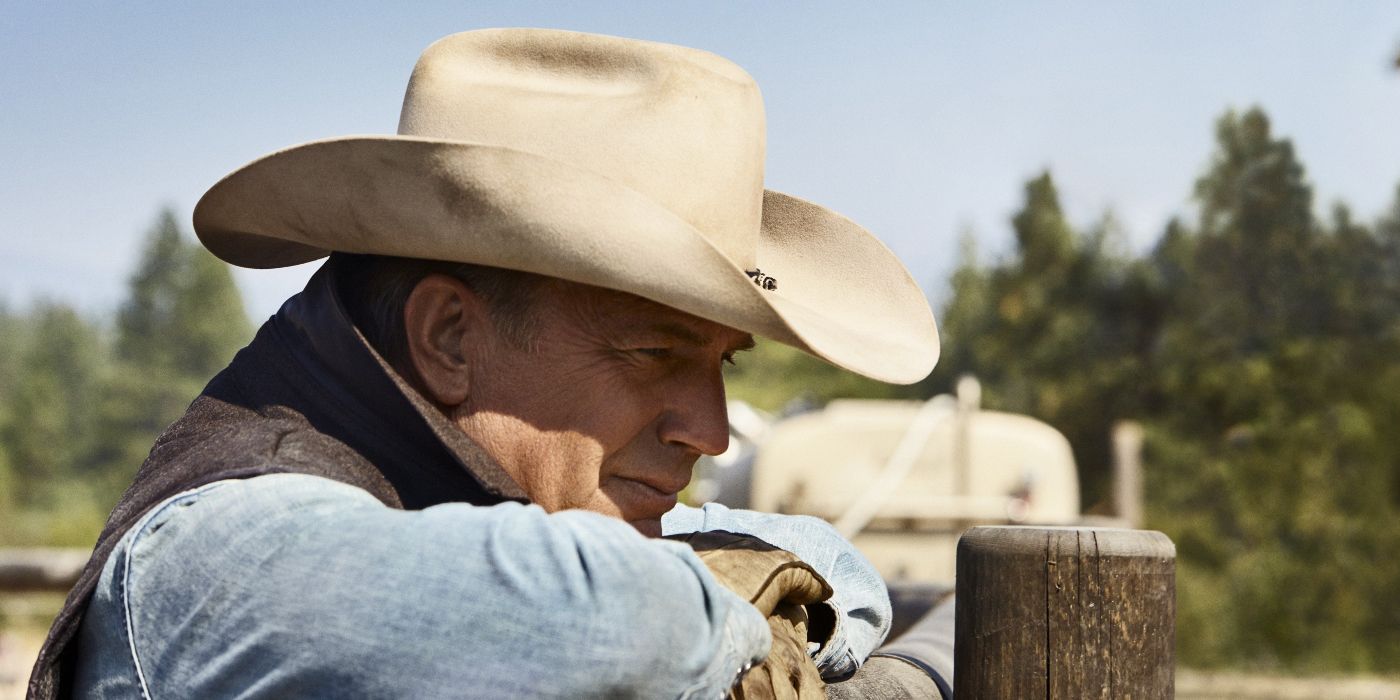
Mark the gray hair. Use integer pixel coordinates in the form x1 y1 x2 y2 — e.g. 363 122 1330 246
328 253 544 374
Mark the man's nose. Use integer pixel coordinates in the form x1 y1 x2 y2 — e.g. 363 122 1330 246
658 367 730 456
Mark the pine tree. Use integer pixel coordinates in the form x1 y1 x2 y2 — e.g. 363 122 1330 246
933 173 1161 506
116 209 188 370
1190 108 1318 353
923 232 993 397
0 304 26 509
90 208 253 495
1 303 102 505
171 246 253 378
1142 108 1400 671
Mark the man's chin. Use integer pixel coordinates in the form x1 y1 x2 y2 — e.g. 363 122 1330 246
628 517 664 538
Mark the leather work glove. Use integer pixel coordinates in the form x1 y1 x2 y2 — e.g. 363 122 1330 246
731 602 826 700
668 531 832 700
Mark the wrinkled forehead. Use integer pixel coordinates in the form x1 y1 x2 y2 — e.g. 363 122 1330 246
543 276 755 351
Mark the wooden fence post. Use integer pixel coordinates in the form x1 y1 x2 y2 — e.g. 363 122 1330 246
955 526 1175 699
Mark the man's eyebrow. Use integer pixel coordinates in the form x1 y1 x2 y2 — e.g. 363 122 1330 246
638 321 755 352
636 321 707 345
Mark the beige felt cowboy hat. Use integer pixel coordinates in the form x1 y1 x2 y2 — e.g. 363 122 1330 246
194 28 939 384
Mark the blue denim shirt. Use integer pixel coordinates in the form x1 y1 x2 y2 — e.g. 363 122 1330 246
72 474 890 698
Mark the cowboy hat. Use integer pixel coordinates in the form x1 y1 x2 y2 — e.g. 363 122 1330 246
193 28 938 384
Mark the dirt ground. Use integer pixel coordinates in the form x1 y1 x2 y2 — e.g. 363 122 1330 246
0 593 61 700
1176 669 1400 700
0 629 41 700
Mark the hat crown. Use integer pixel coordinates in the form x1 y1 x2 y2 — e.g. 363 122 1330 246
397 29 766 267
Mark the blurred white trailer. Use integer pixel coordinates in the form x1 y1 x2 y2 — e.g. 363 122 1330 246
691 377 1139 587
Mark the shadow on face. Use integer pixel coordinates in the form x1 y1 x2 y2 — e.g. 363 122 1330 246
405 274 754 537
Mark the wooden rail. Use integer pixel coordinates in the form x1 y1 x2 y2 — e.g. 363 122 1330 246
956 525 1176 698
0 548 86 592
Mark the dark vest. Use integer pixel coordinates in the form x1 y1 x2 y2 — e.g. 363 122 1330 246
27 265 527 699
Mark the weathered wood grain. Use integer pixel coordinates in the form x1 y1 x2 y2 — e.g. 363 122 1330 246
955 526 1175 699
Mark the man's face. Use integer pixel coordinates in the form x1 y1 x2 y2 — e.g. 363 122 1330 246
453 280 754 537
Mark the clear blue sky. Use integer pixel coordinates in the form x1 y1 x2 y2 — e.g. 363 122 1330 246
3 2 1399 320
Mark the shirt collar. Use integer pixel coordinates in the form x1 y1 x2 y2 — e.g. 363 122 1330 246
267 262 529 508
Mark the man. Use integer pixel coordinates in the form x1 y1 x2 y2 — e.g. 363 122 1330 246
30 29 949 698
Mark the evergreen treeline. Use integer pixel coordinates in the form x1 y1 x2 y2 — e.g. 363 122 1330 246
0 209 251 546
728 107 1400 673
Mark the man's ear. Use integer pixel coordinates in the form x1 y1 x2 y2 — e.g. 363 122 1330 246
403 274 491 407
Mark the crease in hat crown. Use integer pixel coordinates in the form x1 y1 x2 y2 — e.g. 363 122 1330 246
397 28 767 269
193 27 941 384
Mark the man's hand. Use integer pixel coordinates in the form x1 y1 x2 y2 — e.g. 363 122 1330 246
668 531 830 699
663 503 893 678
732 603 826 700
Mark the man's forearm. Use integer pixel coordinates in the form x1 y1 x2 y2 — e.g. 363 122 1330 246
78 474 770 698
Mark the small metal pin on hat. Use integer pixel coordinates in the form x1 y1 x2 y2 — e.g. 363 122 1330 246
745 269 778 291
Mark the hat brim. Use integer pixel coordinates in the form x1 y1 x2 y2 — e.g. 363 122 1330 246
193 136 938 384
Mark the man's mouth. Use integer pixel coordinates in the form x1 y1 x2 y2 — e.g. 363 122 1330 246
613 476 683 519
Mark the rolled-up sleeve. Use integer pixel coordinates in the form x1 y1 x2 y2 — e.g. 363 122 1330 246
79 474 770 699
